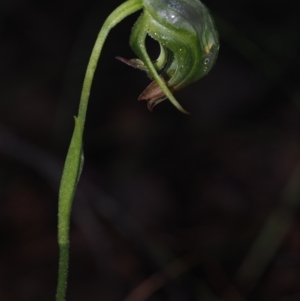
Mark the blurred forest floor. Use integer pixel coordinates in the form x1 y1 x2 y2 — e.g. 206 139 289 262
1 0 300 300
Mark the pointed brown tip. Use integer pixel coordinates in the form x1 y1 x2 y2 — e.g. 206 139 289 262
115 56 131 65
147 101 154 112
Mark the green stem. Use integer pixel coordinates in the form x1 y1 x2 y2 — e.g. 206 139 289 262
56 1 143 301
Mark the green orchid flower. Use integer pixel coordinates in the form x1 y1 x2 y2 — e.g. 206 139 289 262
117 0 219 113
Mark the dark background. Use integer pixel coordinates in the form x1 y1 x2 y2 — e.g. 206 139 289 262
1 0 300 300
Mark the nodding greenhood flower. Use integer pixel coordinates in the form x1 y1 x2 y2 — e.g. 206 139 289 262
116 0 219 113
56 2 219 300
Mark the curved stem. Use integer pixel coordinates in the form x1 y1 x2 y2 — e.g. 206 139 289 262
56 1 143 301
